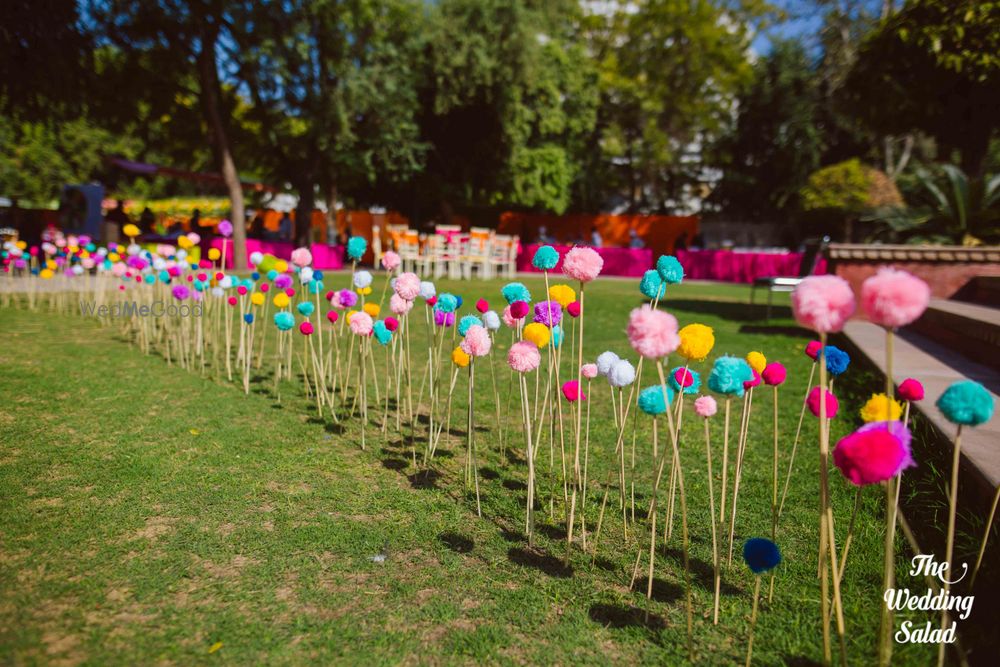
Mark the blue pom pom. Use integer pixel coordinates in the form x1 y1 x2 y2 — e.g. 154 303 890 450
373 321 393 346
435 293 458 313
656 255 684 284
637 385 673 415
455 295 464 308
936 381 994 426
824 345 850 376
251 271 260 281
274 311 295 331
501 282 532 305
551 324 564 348
743 537 781 573
296 301 315 317
708 356 753 397
243 313 254 325
346 236 368 260
668 367 701 394
532 245 560 271
639 270 666 300
458 315 482 336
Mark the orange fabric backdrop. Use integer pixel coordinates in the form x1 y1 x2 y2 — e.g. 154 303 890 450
498 212 699 257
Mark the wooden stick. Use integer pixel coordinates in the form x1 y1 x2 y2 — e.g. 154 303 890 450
937 424 963 667
778 361 817 519
705 415 721 625
971 483 1000 587
745 576 762 667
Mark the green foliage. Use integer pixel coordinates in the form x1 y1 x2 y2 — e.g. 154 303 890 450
800 159 872 214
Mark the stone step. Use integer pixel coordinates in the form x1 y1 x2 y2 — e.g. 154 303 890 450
910 298 1000 373
954 276 1000 308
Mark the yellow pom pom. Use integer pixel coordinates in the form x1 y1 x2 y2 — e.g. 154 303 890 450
108 252 120 262
46 259 57 270
39 268 54 279
451 346 470 368
677 323 715 361
274 260 289 273
746 351 767 374
79 250 90 258
208 248 221 261
356 286 373 296
363 303 380 318
176 236 192 249
250 292 265 306
122 223 140 238
15 240 27 250
860 393 903 423
273 293 290 309
346 309 359 323
548 284 577 308
523 322 551 348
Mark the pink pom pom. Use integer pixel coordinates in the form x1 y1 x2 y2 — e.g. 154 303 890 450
561 380 586 402
744 370 762 389
261 283 270 293
792 275 856 333
426 296 437 307
385 317 399 332
562 247 603 283
674 368 694 388
834 422 913 486
324 290 333 301
327 311 339 323
299 321 314 336
197 272 207 281
381 251 401 271
805 340 822 360
567 301 581 318
476 298 489 313
626 305 679 359
508 341 541 373
695 395 717 418
237 285 248 296
861 267 930 329
581 363 598 379
290 247 312 268
394 272 420 300
510 301 529 319
898 378 924 402
118 284 125 291
350 312 374 336
186 275 194 283
227 296 237 306
762 362 786 386
285 288 296 297
807 387 839 419
461 325 492 357
390 293 413 316
502 305 518 328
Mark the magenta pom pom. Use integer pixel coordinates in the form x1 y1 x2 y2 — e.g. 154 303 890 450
237 285 248 296
807 387 839 418
261 283 270 293
567 301 581 318
291 247 312 268
861 267 930 329
898 378 924 402
762 362 786 386
627 304 679 359
743 369 762 389
695 395 718 418
385 317 399 332
227 296 238 306
510 301 530 319
834 421 914 485
285 288 296 297
561 380 586 402
792 275 856 333
562 247 604 283
394 272 420 301
508 341 541 373
350 312 374 336
674 368 695 388
805 341 822 360
461 325 492 357
426 296 437 307
581 363 598 379
327 311 338 323
299 321 314 335
476 298 489 313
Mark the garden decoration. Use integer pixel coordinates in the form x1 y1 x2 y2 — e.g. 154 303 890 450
742 537 782 667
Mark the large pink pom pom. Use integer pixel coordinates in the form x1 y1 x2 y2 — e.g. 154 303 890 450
394 272 420 300
807 387 839 419
291 247 313 268
834 422 913 486
581 363 598 379
562 247 604 283
461 325 492 357
350 312 373 336
381 251 401 271
390 293 413 316
898 378 924 402
805 341 822 360
860 267 930 329
792 275 856 333
626 305 679 359
561 380 586 402
695 395 717 418
762 362 786 386
508 341 541 373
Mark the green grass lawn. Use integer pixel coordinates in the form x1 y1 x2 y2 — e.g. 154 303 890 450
0 276 938 665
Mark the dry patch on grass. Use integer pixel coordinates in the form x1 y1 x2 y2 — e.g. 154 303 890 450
195 553 260 579
126 516 178 543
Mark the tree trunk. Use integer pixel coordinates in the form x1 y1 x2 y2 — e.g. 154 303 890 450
196 28 246 270
323 180 339 245
294 180 315 248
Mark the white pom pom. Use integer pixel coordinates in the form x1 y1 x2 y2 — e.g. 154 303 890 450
483 311 501 331
596 351 620 376
419 281 436 299
300 267 314 283
249 251 264 266
353 270 373 289
607 359 636 388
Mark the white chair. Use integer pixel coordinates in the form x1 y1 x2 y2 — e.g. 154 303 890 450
398 230 421 273
490 234 518 280
463 228 493 279
371 224 384 269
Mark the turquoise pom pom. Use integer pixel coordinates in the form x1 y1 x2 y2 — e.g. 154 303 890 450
668 367 701 394
144 274 156 285
435 293 458 313
274 311 295 331
936 381 994 426
458 315 482 336
551 324 564 348
308 279 324 294
656 255 684 284
159 270 171 283
639 270 665 299
296 301 315 317
346 236 368 260
373 321 393 346
532 245 560 271
502 282 532 305
708 355 753 397
637 385 673 415
266 269 278 281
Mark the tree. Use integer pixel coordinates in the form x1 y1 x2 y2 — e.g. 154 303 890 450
799 158 902 239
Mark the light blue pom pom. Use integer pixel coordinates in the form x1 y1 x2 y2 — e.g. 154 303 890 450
637 385 673 415
668 367 701 394
656 255 684 284
435 293 458 313
502 282 532 305
373 321 393 346
346 236 368 260
708 355 753 397
936 381 994 426
308 279 324 294
640 270 666 300
532 245 560 271
458 315 482 336
551 324 564 348
267 269 278 281
296 301 315 317
274 311 295 331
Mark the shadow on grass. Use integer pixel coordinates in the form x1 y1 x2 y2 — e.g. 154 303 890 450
381 458 408 471
588 602 666 631
479 467 501 480
507 547 573 578
632 576 684 603
408 469 441 490
781 656 824 667
502 478 527 491
439 531 474 553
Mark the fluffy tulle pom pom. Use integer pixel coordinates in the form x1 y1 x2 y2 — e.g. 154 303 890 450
861 267 930 329
390 293 413 316
373 321 392 345
792 275 856 333
834 421 914 486
510 301 530 319
532 245 560 271
567 301 581 318
291 247 312 268
533 301 562 327
581 363 598 379
381 251 401 271
898 378 924 402
363 303 380 319
743 538 781 573
335 289 358 309
433 310 455 327
656 255 684 284
274 274 293 290
936 380 994 426
523 322 551 348
762 362 786 386
627 305 679 359
805 340 822 360
596 351 620 376
562 380 586 402
419 281 436 300
458 314 482 336
860 393 903 422
349 311 373 336
461 325 492 357
677 323 715 361
551 324 564 349
483 310 501 331
669 367 701 394
299 321 314 336
296 301 314 318
562 247 603 283
452 346 470 368
608 359 636 388
394 272 420 300
807 387 839 418
637 385 671 415
326 311 338 324
639 270 665 300
476 298 489 313
346 236 367 260
508 341 541 373
548 284 576 308
502 282 532 305
695 395 718 418
385 316 399 332
824 345 850 376
746 351 766 374
707 356 754 397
